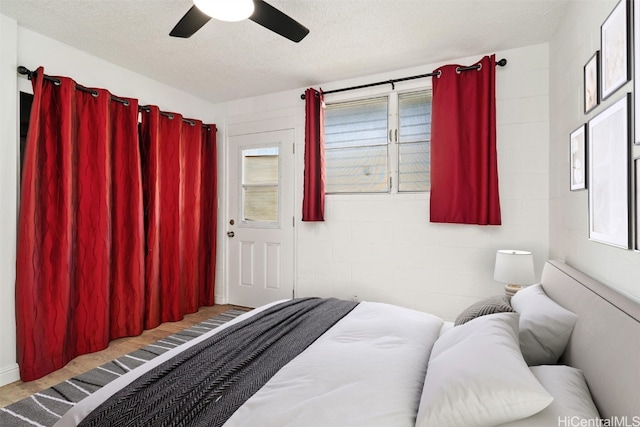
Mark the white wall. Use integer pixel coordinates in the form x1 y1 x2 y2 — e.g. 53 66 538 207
4 0 638 390
0 15 552 386
216 44 551 321
549 1 640 302
0 13 19 388
0 16 221 386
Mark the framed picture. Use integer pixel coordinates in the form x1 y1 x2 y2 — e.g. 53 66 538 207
570 124 587 191
588 94 631 249
635 0 640 144
600 0 631 100
584 52 600 114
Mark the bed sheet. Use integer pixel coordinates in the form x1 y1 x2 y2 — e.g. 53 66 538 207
225 301 443 427
55 300 443 427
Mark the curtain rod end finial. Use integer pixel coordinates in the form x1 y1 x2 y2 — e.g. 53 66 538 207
17 66 32 77
497 58 507 67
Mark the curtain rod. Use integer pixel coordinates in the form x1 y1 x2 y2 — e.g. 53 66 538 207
300 58 507 100
17 66 213 131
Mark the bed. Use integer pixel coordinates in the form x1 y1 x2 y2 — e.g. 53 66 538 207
54 261 640 427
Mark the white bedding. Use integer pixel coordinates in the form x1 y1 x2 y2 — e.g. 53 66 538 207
226 302 443 426
44 259 632 427
55 300 283 427
55 301 443 427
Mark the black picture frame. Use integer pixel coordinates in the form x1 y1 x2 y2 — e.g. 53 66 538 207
570 124 587 191
588 94 631 249
634 0 640 144
600 0 632 101
584 51 600 114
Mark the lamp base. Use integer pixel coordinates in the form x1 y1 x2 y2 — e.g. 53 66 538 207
504 284 524 298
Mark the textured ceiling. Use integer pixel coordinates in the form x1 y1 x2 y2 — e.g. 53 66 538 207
0 0 569 104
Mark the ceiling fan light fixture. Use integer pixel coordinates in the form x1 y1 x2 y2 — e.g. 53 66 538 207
193 0 255 22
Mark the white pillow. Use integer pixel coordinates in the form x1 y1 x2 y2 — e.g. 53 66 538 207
511 284 578 365
497 365 601 426
415 313 553 427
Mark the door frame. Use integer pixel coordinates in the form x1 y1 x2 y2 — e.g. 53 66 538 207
220 111 298 305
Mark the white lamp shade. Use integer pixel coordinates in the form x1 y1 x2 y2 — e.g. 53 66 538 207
194 0 255 22
494 250 535 285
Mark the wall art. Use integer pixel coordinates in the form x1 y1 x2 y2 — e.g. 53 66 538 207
570 124 587 191
584 51 600 114
588 94 631 248
600 0 631 100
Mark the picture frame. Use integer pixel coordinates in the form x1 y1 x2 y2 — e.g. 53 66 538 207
600 0 631 100
588 94 631 249
635 0 640 144
584 52 600 114
570 124 587 191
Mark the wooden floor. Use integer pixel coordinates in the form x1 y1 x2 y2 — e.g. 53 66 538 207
0 304 244 408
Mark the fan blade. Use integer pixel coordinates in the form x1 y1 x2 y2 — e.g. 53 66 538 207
249 0 309 43
170 5 211 38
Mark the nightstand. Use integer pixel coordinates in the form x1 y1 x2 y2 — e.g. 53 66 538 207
504 284 523 298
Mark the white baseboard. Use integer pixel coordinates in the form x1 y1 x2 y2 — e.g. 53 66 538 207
0 362 19 387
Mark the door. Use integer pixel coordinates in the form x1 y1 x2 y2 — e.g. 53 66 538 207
227 129 295 308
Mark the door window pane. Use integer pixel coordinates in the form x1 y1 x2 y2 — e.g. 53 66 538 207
243 186 278 222
242 147 279 223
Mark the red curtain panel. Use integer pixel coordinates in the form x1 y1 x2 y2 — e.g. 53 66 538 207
140 108 185 327
140 111 217 328
302 88 325 221
16 69 216 381
158 111 185 323
15 68 145 381
139 106 163 330
109 96 145 340
72 86 112 356
182 119 203 314
430 55 502 225
199 125 217 307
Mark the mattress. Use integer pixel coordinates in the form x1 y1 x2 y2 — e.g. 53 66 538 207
54 266 616 427
55 299 444 427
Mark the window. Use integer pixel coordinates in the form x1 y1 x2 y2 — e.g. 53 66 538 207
324 97 389 193
242 146 279 223
324 90 432 194
398 92 431 192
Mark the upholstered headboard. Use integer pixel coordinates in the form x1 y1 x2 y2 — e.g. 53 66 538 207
540 260 640 420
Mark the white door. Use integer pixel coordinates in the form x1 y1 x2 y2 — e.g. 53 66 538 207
227 129 295 308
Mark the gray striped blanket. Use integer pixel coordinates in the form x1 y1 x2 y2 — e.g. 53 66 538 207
78 298 358 427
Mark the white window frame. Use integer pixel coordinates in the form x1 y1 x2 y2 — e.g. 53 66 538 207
238 142 282 229
323 80 432 195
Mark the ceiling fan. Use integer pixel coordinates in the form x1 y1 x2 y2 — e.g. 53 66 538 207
170 0 309 43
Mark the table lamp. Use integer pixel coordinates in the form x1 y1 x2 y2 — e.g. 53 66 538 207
494 250 535 298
